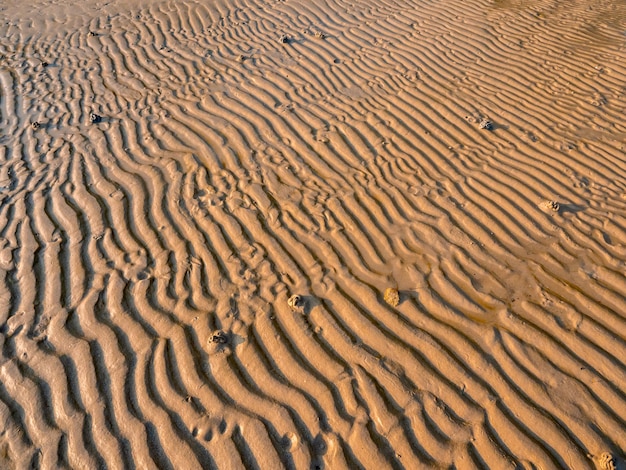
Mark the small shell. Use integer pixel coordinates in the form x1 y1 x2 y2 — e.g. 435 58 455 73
288 294 305 313
539 199 560 213
599 453 617 470
384 287 400 307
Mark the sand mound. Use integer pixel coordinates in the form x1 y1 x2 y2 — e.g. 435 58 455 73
1 0 625 467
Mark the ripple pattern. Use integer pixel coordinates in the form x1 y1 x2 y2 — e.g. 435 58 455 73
1 0 626 468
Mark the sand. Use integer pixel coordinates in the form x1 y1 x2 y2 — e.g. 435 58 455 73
1 0 625 468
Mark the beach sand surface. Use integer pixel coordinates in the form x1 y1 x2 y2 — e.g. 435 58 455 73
1 0 625 468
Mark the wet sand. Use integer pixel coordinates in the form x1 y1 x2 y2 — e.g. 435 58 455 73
1 0 625 467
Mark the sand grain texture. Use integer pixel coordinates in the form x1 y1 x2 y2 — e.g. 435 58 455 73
1 0 626 468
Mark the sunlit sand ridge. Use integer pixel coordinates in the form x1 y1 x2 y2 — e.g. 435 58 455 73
0 0 625 467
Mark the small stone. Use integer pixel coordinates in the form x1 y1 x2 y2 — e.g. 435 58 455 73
88 31 97 37
42 61 49 68
209 330 229 344
89 113 101 123
479 118 493 130
548 200 560 212
384 287 400 307
31 121 40 130
279 34 290 44
313 31 326 39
